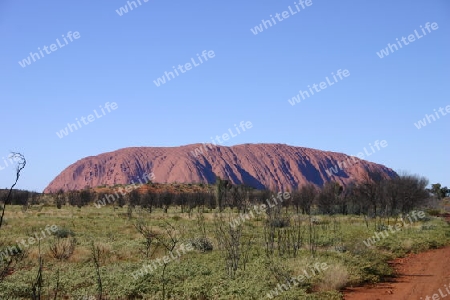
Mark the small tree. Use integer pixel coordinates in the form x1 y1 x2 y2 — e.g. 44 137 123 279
431 183 448 200
128 189 141 207
0 152 26 229
442 187 449 198
133 219 159 258
67 191 80 207
160 192 174 213
213 212 251 279
117 193 125 208
0 153 27 284
316 181 343 215
79 189 93 207
142 190 156 213
215 177 225 211
56 189 65 209
299 183 318 215
153 221 184 300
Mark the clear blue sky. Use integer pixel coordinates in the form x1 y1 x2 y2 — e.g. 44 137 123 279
0 0 449 192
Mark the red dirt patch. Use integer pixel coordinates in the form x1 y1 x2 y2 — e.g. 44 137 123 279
344 217 450 300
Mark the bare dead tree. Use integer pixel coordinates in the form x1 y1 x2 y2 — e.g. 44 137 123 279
133 219 159 258
153 221 182 300
213 213 244 279
55 189 65 209
0 152 26 229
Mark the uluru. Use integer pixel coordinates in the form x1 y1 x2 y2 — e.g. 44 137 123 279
44 143 397 193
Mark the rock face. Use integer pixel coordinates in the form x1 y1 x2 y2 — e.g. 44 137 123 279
43 143 397 193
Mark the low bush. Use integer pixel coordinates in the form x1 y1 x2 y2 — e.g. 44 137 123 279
426 209 441 216
268 218 290 228
189 237 213 252
317 263 349 291
52 227 75 239
49 236 76 260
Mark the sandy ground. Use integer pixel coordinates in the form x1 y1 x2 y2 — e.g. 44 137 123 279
344 214 450 300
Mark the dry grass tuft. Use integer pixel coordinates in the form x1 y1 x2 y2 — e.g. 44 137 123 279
316 263 349 291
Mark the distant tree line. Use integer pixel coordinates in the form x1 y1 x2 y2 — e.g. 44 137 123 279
3 172 444 218
0 189 39 206
291 172 433 218
42 180 265 213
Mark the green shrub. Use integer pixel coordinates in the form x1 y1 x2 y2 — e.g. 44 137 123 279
172 215 182 221
268 218 290 228
426 209 441 216
52 227 75 239
189 237 213 252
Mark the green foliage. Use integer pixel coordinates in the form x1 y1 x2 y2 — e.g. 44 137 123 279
52 227 75 239
0 206 449 299
171 215 182 221
425 208 441 216
268 218 290 228
189 237 214 252
431 183 448 199
344 247 394 283
373 218 450 256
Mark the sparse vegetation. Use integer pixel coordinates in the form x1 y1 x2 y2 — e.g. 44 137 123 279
1 174 449 299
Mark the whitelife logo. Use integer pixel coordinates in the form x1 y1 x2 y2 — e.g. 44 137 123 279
131 243 194 280
414 105 450 129
115 0 150 16
376 22 439 58
288 69 350 106
56 102 118 139
421 283 450 300
0 225 59 261
94 172 155 208
153 50 215 87
250 0 313 35
362 211 425 247
325 140 388 176
0 153 23 172
18 31 81 68
190 121 253 158
229 192 291 228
